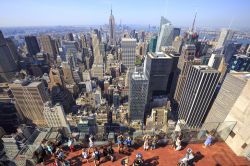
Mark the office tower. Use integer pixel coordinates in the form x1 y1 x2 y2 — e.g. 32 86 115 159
141 31 145 42
65 33 74 41
5 38 19 63
210 72 250 157
148 36 158 52
48 67 64 89
0 31 19 82
173 28 181 40
0 103 20 133
25 36 40 56
156 23 174 52
93 29 102 42
208 54 227 82
172 36 183 53
159 16 170 33
178 65 220 128
137 42 146 56
229 54 250 72
144 52 173 103
62 40 79 54
129 67 148 123
168 53 180 99
223 42 238 63
205 72 248 126
62 62 75 84
113 90 120 109
109 8 116 45
95 89 102 107
121 38 137 69
216 28 234 48
9 80 49 127
39 35 57 65
44 102 70 131
174 44 196 103
91 34 104 79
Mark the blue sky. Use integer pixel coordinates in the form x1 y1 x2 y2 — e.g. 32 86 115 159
0 0 250 28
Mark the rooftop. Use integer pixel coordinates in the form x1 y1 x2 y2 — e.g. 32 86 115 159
121 38 136 42
44 142 250 166
149 52 172 59
193 65 219 73
230 71 250 80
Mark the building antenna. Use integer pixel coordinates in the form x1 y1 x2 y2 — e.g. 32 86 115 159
191 11 197 33
111 4 112 15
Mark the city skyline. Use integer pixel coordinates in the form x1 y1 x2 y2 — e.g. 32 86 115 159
1 0 250 29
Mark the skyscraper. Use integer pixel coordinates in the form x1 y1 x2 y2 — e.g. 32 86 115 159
156 23 174 52
159 16 170 33
144 52 173 102
216 28 234 48
208 54 228 82
9 80 49 127
121 38 137 69
109 8 116 45
39 35 57 65
25 36 40 56
91 33 104 79
62 62 75 84
0 31 18 82
129 67 148 124
148 36 158 52
178 65 220 128
205 72 247 126
44 102 70 131
174 44 196 103
65 33 74 41
206 72 250 157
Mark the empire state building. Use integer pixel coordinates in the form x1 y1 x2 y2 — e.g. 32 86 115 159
109 8 116 45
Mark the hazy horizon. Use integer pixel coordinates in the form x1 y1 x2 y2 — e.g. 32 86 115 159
1 0 250 29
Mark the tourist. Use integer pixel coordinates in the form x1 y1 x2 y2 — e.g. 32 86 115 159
203 132 213 148
46 142 53 155
143 136 149 151
121 156 129 166
81 148 89 163
133 153 144 166
175 135 182 151
92 147 101 166
125 136 132 151
107 144 115 162
117 134 124 153
67 138 74 152
178 148 194 166
53 158 59 166
88 135 95 154
151 135 158 150
102 146 109 162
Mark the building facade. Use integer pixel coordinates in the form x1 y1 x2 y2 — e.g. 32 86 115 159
216 28 234 48
44 102 70 132
39 35 57 65
25 36 40 57
144 52 173 102
178 65 220 128
9 81 49 127
121 38 137 69
128 67 148 124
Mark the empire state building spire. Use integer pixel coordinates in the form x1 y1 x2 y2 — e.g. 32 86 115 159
109 6 116 45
